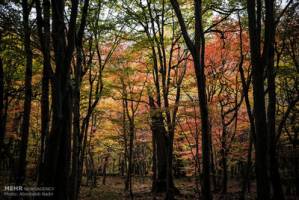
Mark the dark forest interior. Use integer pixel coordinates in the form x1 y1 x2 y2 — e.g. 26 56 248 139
0 0 298 199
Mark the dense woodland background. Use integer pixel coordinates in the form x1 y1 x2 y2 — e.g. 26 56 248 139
0 0 298 199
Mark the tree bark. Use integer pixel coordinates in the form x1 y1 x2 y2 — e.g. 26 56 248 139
151 118 157 192
36 0 51 185
237 13 255 198
220 127 228 194
127 120 134 198
170 1 212 199
39 1 79 199
209 129 217 192
246 0 277 198
15 0 33 185
0 53 4 146
149 96 168 193
266 2 284 197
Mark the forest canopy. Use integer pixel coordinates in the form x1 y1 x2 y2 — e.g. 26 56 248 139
0 0 298 200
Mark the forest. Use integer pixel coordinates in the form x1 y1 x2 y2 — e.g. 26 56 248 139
0 0 298 199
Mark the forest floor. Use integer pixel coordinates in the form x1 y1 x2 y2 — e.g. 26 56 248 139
79 176 259 200
0 175 297 199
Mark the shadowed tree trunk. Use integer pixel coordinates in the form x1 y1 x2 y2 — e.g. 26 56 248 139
102 155 108 185
246 0 282 199
15 0 33 185
149 96 168 193
71 1 89 199
0 52 4 146
266 6 284 199
127 120 134 198
237 13 255 197
119 67 146 199
0 34 8 165
39 0 79 199
129 2 185 196
210 132 217 191
151 110 157 192
35 0 51 185
122 98 129 190
170 0 212 199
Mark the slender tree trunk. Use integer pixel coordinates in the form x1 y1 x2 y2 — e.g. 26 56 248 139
77 115 91 195
251 48 270 200
127 121 134 198
2 91 8 145
102 155 108 185
194 1 212 197
71 59 80 200
88 150 96 187
238 13 255 198
0 54 4 146
77 85 99 197
241 132 253 197
220 128 228 194
151 118 157 192
195 129 201 194
165 128 179 199
0 37 7 167
209 126 217 192
195 59 212 200
170 0 212 198
70 1 89 198
246 0 272 198
70 27 84 200
15 0 33 185
122 98 129 190
36 0 51 185
268 68 284 199
266 9 284 198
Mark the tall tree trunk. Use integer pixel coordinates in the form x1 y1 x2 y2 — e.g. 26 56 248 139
149 96 168 193
246 0 275 198
268 58 284 199
36 0 51 185
220 128 228 194
165 130 177 199
266 4 284 197
127 120 134 198
210 130 217 191
39 1 78 199
195 128 201 194
194 5 212 197
71 51 81 198
238 13 255 198
0 36 7 166
70 26 83 200
102 155 108 185
122 99 129 190
250 39 270 200
0 53 4 146
15 0 33 185
70 1 89 199
170 0 212 198
76 79 100 198
151 114 157 192
77 118 90 194
195 59 212 200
